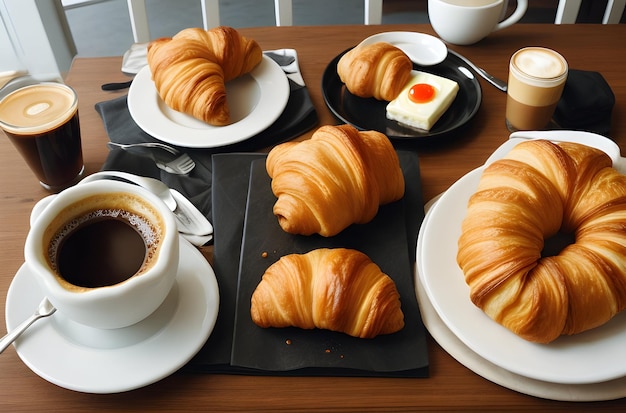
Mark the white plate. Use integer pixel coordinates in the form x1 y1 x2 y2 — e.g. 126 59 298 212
416 198 626 401
418 149 626 384
5 237 219 394
127 55 290 148
358 31 448 66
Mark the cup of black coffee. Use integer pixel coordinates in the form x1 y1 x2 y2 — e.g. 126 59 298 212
0 82 84 192
25 180 179 329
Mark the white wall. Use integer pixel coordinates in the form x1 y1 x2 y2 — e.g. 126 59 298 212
0 0 76 81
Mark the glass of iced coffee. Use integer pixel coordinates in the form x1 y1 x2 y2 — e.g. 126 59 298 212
505 47 568 131
0 82 84 191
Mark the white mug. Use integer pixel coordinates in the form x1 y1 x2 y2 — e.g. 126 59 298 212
25 180 179 329
428 0 528 45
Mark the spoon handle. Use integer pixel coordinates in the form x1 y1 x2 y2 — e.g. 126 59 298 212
0 314 41 353
447 49 508 92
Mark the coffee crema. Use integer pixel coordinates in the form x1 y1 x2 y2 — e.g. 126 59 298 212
44 193 164 291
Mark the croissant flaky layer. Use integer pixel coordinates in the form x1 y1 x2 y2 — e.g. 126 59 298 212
337 42 412 101
266 125 405 237
147 26 262 126
457 139 626 343
250 248 405 338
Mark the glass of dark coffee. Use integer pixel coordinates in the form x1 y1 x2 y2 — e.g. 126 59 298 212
0 82 84 192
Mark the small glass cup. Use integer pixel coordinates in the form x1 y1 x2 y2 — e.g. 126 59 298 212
0 82 84 192
505 47 568 132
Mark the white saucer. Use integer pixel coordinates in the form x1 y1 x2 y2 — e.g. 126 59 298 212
4 237 219 394
416 195 626 402
127 55 289 148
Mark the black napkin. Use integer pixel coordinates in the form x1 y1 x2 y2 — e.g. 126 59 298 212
94 79 318 223
553 69 615 137
187 151 429 377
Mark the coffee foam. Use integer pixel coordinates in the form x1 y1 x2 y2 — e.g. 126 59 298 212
0 83 77 135
44 192 164 291
512 48 567 82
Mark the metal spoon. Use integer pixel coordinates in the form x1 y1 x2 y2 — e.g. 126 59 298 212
447 49 508 92
1 297 56 353
81 171 213 237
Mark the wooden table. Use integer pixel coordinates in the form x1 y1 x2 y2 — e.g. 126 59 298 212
1 23 626 411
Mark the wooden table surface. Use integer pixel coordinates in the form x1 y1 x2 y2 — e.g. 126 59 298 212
1 23 626 411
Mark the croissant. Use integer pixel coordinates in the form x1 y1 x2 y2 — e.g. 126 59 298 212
250 248 405 338
457 139 626 343
147 26 262 126
266 124 405 237
337 42 412 101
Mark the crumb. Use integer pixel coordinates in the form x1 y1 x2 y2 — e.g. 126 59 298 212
285 339 292 345
261 251 268 258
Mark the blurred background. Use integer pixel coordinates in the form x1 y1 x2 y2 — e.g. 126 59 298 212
61 0 621 57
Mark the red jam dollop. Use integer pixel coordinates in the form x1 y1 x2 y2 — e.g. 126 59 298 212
408 83 436 103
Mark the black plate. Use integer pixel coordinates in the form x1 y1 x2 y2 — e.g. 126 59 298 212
321 48 482 143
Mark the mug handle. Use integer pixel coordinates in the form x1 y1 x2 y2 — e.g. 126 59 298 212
30 195 56 227
494 0 528 32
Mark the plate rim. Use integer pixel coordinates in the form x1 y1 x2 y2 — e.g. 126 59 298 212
321 46 482 142
127 55 290 149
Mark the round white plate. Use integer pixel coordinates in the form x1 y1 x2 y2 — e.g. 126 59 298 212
358 31 448 66
416 199 626 401
418 165 626 385
5 237 219 394
127 55 290 148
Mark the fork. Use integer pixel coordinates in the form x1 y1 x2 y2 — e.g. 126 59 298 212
107 141 196 175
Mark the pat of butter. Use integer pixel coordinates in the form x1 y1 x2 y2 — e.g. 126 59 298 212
386 71 459 131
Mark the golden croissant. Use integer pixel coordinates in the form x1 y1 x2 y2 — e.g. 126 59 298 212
147 26 262 126
337 42 412 101
266 124 405 237
457 139 626 343
250 248 405 338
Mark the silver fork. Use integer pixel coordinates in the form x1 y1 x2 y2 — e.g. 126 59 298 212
107 141 196 175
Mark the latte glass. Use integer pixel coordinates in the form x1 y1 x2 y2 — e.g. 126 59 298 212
0 82 84 191
505 47 568 131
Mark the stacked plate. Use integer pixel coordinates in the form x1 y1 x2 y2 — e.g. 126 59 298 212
415 133 626 401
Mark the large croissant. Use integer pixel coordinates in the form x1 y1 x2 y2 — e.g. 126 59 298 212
337 42 412 101
250 248 405 338
457 139 626 343
147 26 262 126
266 124 405 237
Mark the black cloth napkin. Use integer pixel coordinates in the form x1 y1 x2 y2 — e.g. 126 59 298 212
187 151 429 377
94 78 318 224
554 69 615 137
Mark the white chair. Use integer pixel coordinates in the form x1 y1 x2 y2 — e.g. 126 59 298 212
127 0 220 44
126 0 382 41
274 0 383 26
555 0 625 24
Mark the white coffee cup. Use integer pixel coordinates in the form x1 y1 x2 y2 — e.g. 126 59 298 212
25 180 179 329
428 0 528 45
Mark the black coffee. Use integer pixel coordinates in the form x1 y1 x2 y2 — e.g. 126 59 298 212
48 208 157 288
5 113 84 189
